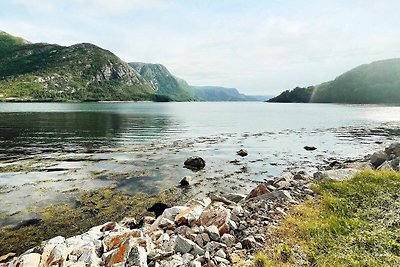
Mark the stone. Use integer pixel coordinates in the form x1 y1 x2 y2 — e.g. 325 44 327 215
201 233 210 243
184 157 206 171
204 241 226 252
314 168 358 181
100 222 117 232
9 253 41 267
220 193 246 203
370 151 388 168
245 183 269 200
191 243 205 256
391 157 400 171
175 204 204 226
236 149 248 157
103 239 132 267
194 234 204 247
377 161 394 171
215 249 226 258
205 225 220 241
385 143 400 158
191 260 202 267
125 246 147 267
174 235 194 254
242 236 261 249
45 243 67 267
221 234 236 247
198 203 231 235
304 146 317 151
0 253 16 263
158 218 175 230
102 230 141 252
215 256 230 264
179 175 192 186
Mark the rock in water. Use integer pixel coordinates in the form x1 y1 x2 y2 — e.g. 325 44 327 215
184 157 206 171
304 146 317 151
236 149 248 157
179 176 192 186
370 151 388 168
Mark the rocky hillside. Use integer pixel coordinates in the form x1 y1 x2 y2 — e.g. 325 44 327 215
269 58 400 104
0 32 158 102
129 62 196 101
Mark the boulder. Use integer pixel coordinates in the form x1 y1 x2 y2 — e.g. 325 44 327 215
184 157 206 171
390 157 400 171
198 203 231 235
245 184 269 200
236 149 248 157
385 143 400 158
370 151 388 168
179 176 192 186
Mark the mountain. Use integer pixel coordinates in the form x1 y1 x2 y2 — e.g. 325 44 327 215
192 86 267 101
0 31 264 102
129 62 196 101
269 59 400 104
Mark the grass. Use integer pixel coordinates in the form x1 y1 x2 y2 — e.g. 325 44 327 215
255 170 400 267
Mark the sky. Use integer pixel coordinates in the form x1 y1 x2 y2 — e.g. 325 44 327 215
1 0 400 95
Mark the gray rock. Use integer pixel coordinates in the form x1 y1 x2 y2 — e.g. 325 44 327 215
220 193 246 203
190 260 202 267
179 176 192 186
221 234 236 247
205 225 220 241
191 243 205 256
174 235 194 254
370 151 388 168
377 161 394 171
215 249 226 258
242 236 261 249
184 157 206 171
390 157 400 171
204 241 226 252
314 168 358 181
126 246 147 267
385 143 400 158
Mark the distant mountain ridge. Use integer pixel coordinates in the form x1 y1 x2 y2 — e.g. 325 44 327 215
0 31 267 102
269 59 400 104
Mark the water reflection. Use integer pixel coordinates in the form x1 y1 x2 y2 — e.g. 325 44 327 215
0 111 180 155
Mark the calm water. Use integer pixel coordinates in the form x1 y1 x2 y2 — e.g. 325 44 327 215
1 102 400 225
0 102 399 152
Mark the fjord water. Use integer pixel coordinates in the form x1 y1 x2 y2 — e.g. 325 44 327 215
1 102 400 225
0 102 399 150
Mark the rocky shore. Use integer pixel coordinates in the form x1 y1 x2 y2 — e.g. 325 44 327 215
1 143 400 267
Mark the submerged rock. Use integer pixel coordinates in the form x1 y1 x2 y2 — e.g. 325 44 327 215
184 157 206 171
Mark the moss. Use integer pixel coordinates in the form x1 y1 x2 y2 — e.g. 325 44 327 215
0 185 187 255
257 170 400 266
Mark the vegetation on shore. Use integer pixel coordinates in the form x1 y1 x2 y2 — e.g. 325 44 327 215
268 58 400 104
0 185 186 256
255 170 400 266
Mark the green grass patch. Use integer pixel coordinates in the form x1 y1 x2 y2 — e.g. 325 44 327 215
257 170 400 266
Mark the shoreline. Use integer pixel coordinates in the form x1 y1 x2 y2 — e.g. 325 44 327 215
2 143 399 266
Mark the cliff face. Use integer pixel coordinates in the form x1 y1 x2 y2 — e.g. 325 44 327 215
129 62 197 101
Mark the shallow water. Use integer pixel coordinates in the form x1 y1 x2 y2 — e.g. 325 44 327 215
0 102 399 225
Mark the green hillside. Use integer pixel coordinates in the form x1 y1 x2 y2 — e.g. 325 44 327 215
0 32 154 101
269 59 400 104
